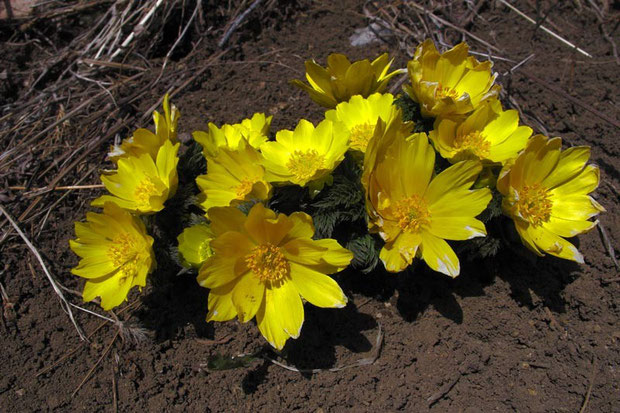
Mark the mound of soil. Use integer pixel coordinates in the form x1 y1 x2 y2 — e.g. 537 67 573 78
1 1 618 411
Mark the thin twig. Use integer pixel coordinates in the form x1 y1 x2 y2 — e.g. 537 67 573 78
110 0 164 60
498 0 592 58
8 184 104 191
72 330 120 397
218 0 264 48
0 204 86 340
579 358 597 413
597 222 619 270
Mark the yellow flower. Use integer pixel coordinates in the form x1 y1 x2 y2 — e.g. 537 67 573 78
195 140 272 215
404 40 500 118
429 99 532 164
261 119 349 195
178 224 214 268
363 129 491 276
197 203 352 350
93 140 180 214
291 53 404 108
325 92 412 153
497 135 604 262
193 113 272 158
108 94 180 161
70 202 155 310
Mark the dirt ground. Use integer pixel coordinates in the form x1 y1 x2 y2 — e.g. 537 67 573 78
1 0 619 411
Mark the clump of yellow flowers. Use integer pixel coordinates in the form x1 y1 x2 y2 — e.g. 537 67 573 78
70 40 604 352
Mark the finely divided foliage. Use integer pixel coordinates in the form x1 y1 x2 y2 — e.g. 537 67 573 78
70 41 604 350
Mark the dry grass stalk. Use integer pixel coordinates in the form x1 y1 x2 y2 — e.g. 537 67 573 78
0 203 87 340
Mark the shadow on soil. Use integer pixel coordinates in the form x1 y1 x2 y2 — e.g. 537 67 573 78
136 270 213 342
242 302 377 392
342 238 581 324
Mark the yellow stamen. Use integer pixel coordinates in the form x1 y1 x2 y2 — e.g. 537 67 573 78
349 123 376 152
515 183 553 227
286 149 325 182
108 233 140 282
453 130 491 159
436 83 460 100
236 178 255 198
134 178 159 208
393 195 431 233
245 243 290 282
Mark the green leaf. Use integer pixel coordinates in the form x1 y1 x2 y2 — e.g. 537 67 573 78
207 353 261 371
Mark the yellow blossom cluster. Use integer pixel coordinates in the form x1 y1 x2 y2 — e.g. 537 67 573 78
69 40 604 351
70 95 180 310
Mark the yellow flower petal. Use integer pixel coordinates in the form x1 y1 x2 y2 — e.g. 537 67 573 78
427 217 487 240
550 195 605 221
256 293 290 350
379 241 409 273
268 280 304 338
244 203 293 245
543 146 591 189
420 232 460 277
289 262 347 308
207 206 247 236
206 282 237 322
197 255 246 289
524 225 584 263
425 160 483 205
82 271 134 311
544 216 597 238
551 164 600 197
232 272 265 323
292 53 401 108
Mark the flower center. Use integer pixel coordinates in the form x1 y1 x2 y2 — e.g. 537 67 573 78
349 123 376 152
515 183 553 227
286 149 325 182
236 178 256 198
108 233 140 284
393 195 431 233
198 241 214 263
453 131 491 159
245 243 290 282
134 177 160 208
436 83 460 100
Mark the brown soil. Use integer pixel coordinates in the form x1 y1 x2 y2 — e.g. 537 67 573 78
1 1 619 411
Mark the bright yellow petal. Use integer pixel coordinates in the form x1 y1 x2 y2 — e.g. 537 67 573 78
206 282 237 322
398 133 435 197
231 272 265 322
428 217 487 240
420 232 460 277
256 293 290 350
70 251 117 279
550 194 605 221
268 280 304 338
289 262 347 308
542 146 590 189
551 165 600 197
379 242 409 273
209 231 254 258
244 203 293 245
82 271 133 311
522 137 561 185
197 255 246 289
429 187 491 218
544 216 597 238
514 220 544 256
525 225 584 263
425 160 482 205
